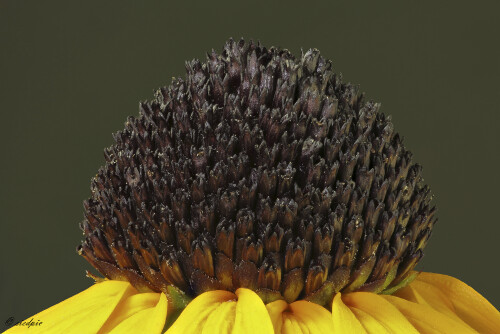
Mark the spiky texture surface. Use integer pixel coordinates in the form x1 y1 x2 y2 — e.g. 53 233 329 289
78 39 436 306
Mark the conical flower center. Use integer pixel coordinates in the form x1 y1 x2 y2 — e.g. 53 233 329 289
77 39 436 307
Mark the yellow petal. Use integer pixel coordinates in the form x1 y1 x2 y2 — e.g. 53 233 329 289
266 299 334 334
3 280 136 334
287 300 335 334
394 278 476 330
408 272 500 334
331 293 367 334
166 290 235 334
97 292 164 333
383 295 477 334
342 292 419 333
266 300 288 334
233 288 274 333
282 315 304 334
349 307 390 333
105 292 168 334
202 301 237 334
291 314 310 334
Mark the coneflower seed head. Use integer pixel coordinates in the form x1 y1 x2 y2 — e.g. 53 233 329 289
78 39 436 307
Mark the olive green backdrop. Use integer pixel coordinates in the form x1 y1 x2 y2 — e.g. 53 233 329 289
1 0 499 327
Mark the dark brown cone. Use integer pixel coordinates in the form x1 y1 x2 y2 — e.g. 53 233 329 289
77 38 436 307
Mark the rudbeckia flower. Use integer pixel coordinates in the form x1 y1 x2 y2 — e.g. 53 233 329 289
5 39 499 334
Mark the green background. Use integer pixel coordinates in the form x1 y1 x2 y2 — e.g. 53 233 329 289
1 0 499 326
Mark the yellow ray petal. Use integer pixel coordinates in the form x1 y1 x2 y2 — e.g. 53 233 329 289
394 279 456 316
266 299 334 334
287 300 335 334
292 314 310 334
342 292 419 333
4 280 136 334
409 272 500 334
282 315 303 334
98 292 164 333
266 300 288 333
349 307 390 334
395 278 476 330
233 288 274 334
331 293 367 334
105 292 167 334
166 290 235 334
202 301 237 334
383 295 478 334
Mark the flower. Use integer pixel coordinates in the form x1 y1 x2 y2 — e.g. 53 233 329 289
5 39 499 333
